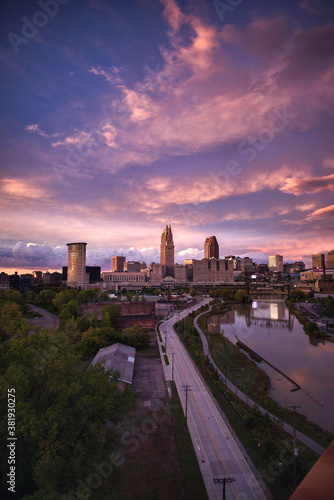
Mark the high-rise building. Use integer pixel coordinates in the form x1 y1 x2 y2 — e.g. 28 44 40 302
326 250 334 269
312 254 325 269
67 242 89 288
160 225 174 276
112 256 126 272
204 236 219 259
268 254 283 273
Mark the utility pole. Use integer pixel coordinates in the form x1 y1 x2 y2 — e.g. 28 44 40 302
170 352 176 381
182 385 192 427
288 405 301 491
213 477 236 500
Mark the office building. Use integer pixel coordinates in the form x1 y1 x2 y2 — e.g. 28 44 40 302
312 253 325 270
160 225 174 277
112 256 126 272
123 261 147 272
189 258 234 284
269 254 283 273
204 236 219 259
326 250 334 269
240 257 256 274
67 242 89 288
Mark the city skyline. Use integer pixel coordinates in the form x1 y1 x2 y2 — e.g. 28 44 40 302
1 0 334 273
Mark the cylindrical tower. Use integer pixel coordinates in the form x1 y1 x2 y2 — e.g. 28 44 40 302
67 242 88 288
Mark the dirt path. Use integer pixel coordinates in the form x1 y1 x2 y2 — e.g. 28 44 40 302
27 304 59 330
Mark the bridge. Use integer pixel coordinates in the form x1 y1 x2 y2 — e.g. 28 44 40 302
245 314 294 330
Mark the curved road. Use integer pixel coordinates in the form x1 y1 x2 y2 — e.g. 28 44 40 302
193 305 325 457
159 300 268 500
27 304 59 330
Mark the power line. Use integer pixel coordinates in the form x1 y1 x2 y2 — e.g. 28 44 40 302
213 477 236 500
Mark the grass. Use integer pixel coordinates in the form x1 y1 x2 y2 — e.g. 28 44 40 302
197 307 334 449
173 309 329 499
170 381 208 500
164 354 169 365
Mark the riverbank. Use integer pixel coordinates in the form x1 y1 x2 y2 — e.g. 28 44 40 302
196 304 333 449
174 310 321 498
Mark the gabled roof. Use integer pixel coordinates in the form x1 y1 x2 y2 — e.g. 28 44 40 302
91 343 136 384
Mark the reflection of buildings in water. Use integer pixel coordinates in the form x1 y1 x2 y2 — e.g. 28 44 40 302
269 301 286 320
246 305 294 331
207 310 236 334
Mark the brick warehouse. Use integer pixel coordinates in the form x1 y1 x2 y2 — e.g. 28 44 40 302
81 301 155 329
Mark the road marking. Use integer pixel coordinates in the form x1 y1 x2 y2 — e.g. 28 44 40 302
167 327 240 500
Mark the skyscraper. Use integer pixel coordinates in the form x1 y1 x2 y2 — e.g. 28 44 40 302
67 242 89 288
112 255 126 272
269 254 283 273
312 253 325 269
204 236 219 259
326 250 334 269
160 225 174 277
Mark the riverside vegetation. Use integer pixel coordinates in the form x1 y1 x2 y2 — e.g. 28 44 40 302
173 295 334 498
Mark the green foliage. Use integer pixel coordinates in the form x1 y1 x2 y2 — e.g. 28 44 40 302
234 289 252 303
121 325 150 348
0 329 135 498
58 306 72 330
209 288 235 300
0 301 31 339
0 289 23 306
126 290 132 301
101 304 121 329
318 295 334 316
79 327 120 358
89 310 98 328
35 289 57 311
52 289 77 313
290 290 307 302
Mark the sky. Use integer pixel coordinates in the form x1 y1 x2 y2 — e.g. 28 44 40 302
1 0 334 272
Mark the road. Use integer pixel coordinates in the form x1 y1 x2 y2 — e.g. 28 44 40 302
27 304 59 330
159 300 268 500
193 306 325 457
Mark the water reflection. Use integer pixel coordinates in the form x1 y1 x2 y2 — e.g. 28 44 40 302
206 300 334 432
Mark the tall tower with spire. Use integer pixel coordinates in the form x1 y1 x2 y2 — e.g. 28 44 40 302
160 224 174 277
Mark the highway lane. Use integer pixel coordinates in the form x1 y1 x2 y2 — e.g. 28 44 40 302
160 301 268 500
193 306 325 457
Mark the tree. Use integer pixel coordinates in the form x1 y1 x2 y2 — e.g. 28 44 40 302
101 304 121 329
234 289 252 303
126 291 132 302
122 326 150 348
36 289 56 311
89 310 98 328
0 302 30 339
0 329 134 498
79 327 120 358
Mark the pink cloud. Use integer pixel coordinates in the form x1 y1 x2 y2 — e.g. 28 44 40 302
306 204 334 220
280 174 334 195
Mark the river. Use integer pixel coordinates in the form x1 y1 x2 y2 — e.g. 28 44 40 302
207 299 334 433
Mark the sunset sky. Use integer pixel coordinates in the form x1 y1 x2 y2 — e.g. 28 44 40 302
1 0 334 272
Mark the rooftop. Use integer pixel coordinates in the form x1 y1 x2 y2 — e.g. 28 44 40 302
91 343 136 385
